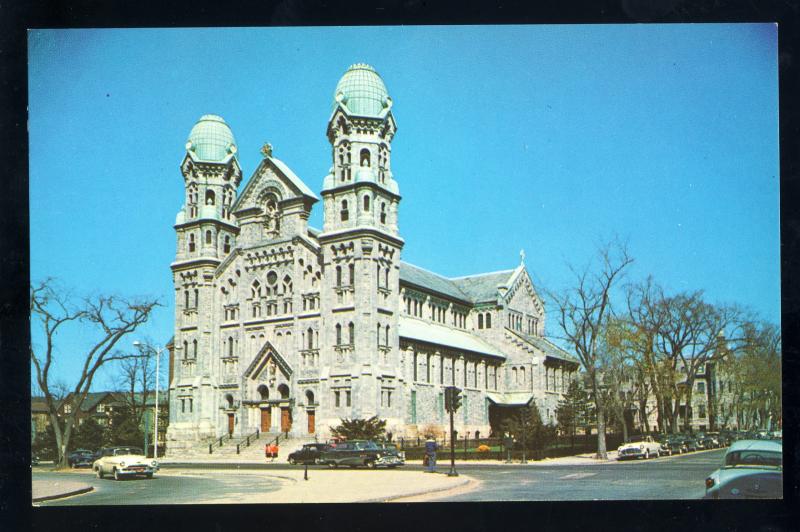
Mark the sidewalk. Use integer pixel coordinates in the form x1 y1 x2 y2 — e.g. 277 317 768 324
32 479 94 503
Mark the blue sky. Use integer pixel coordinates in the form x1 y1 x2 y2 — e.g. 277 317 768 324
28 25 779 391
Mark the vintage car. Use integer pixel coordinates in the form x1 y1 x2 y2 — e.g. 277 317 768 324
287 443 331 465
680 435 699 452
617 436 662 460
321 440 403 469
93 446 159 480
704 439 782 499
375 442 405 467
69 449 95 468
658 436 685 456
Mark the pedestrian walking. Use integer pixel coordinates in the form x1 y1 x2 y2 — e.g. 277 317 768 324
424 435 437 473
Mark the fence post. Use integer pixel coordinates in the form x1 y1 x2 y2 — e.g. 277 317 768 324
237 444 240 455
209 444 212 454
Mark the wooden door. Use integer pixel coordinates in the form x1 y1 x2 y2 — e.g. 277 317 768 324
261 408 271 432
281 407 291 432
227 413 235 436
307 410 315 434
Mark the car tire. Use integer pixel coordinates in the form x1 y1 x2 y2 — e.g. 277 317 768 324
145 473 153 479
328 462 338 469
365 460 376 470
644 450 650 459
113 468 122 481
95 467 104 479
289 458 297 465
655 450 660 458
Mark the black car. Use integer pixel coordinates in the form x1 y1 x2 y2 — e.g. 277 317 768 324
680 435 699 452
659 436 685 455
287 443 331 465
68 449 95 468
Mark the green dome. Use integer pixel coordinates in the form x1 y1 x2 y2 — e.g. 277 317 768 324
186 114 237 162
333 64 391 118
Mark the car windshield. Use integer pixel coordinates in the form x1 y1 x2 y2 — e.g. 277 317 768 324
724 450 782 468
115 448 143 455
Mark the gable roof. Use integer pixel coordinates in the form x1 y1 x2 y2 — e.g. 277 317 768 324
450 269 516 304
231 155 318 212
399 262 471 303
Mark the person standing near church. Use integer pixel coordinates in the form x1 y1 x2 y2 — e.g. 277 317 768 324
424 435 437 473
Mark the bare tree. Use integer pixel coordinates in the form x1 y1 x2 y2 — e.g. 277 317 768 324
115 341 157 429
30 279 159 468
549 241 633 459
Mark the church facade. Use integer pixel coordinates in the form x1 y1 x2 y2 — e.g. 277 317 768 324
166 64 578 454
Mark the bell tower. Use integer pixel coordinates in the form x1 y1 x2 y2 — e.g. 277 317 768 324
168 114 242 450
319 64 404 432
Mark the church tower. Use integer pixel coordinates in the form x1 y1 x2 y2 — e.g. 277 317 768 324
169 114 242 449
318 64 404 432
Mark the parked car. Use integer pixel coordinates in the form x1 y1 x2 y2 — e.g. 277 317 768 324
617 436 662 460
704 439 782 499
375 442 405 467
67 449 94 467
658 436 685 456
696 433 720 450
69 450 95 468
93 446 158 480
321 440 401 469
32 454 41 466
287 443 331 465
679 435 699 452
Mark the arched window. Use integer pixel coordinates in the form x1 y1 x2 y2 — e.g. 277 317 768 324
194 289 199 307
349 263 355 285
282 275 292 295
205 230 212 245
360 148 370 167
520 366 526 385
385 325 390 346
182 340 188 359
223 235 231 254
363 195 370 212
225 394 234 408
251 281 261 299
512 367 518 385
348 322 355 344
278 384 290 399
335 324 342 345
384 268 389 289
376 324 381 346
258 384 269 400
306 390 315 405
188 233 195 252
380 202 386 224
184 290 189 309
227 337 234 357
341 199 349 222
485 313 491 328
478 314 484 329
192 339 198 358
206 190 215 205
336 266 342 287
307 328 314 349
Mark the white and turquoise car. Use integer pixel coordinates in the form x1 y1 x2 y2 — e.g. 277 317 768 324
704 439 782 499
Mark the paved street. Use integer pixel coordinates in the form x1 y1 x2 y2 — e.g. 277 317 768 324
32 448 726 504
430 448 726 501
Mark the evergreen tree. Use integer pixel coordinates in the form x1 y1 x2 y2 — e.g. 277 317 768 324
106 404 144 448
501 402 554 451
556 379 592 444
71 417 107 451
330 416 387 441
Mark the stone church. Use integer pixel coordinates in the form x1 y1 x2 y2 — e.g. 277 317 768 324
166 64 578 453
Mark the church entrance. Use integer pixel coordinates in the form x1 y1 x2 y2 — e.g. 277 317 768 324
227 413 235 437
281 407 292 432
261 407 271 433
307 410 315 434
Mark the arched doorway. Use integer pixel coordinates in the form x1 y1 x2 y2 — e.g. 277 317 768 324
257 384 271 432
277 384 292 432
306 390 316 434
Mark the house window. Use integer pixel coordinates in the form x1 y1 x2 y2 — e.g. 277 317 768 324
181 399 185 413
698 404 706 418
697 381 706 393
227 337 234 357
307 328 314 349
189 398 193 412
413 352 418 381
385 325 390 347
64 404 72 414
387 390 392 408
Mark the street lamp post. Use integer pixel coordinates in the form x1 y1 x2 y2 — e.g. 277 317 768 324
134 341 164 459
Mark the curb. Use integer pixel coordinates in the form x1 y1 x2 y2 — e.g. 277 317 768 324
32 485 94 503
375 475 475 503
